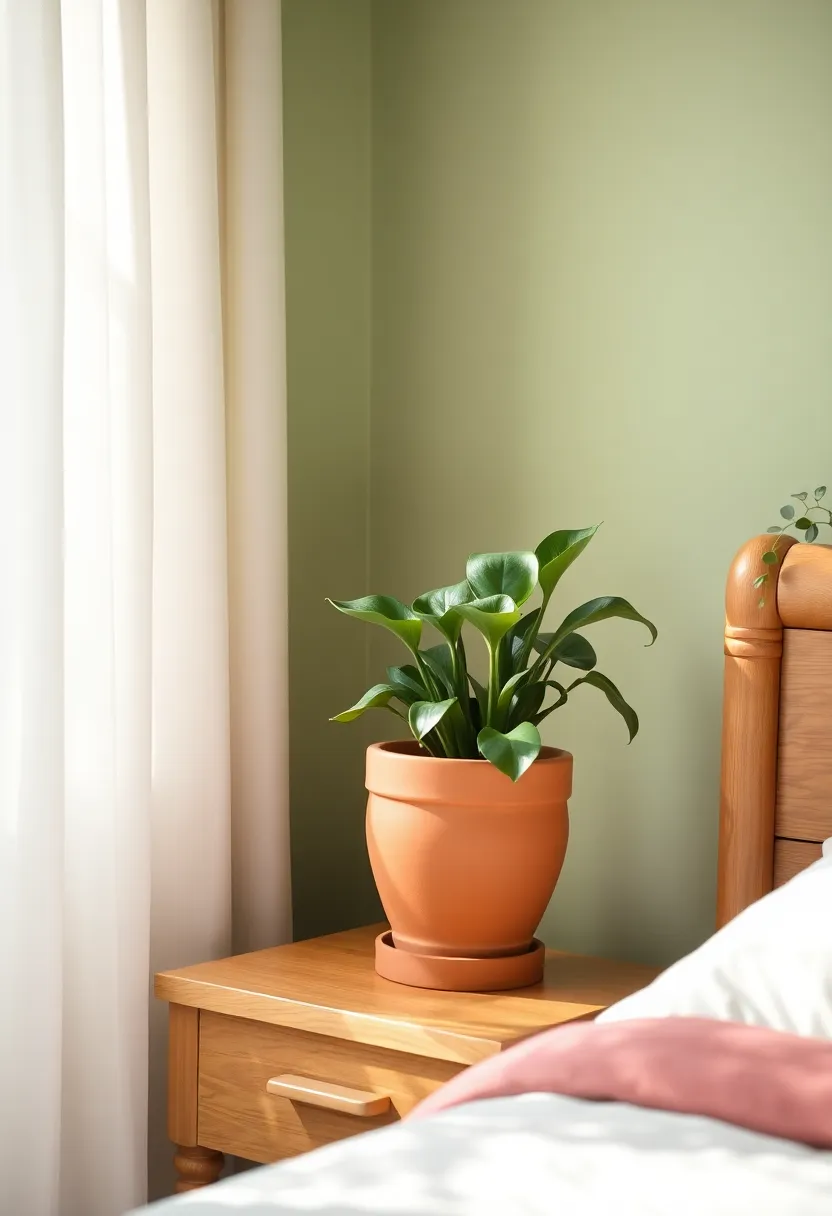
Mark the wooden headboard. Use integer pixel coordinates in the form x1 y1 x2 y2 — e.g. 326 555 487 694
717 534 832 926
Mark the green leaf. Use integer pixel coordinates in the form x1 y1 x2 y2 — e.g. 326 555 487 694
805 523 819 542
815 486 827 499
421 644 457 696
795 517 812 530
466 551 539 607
762 551 778 564
752 574 768 589
330 684 401 723
328 596 422 650
500 609 542 685
534 631 597 672
780 504 795 520
556 632 598 671
497 669 532 715
468 671 488 719
508 680 548 728
535 526 600 599
412 581 473 644
792 493 808 502
532 681 569 724
766 526 782 533
477 722 542 782
568 670 639 742
386 664 428 705
456 596 522 647
542 596 657 662
408 698 457 741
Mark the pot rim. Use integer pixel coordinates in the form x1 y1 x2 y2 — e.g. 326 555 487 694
365 738 573 803
369 739 572 765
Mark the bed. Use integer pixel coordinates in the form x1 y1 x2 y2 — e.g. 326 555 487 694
135 535 832 1215
717 533 830 915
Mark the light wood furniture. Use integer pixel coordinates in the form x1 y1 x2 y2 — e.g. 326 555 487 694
155 532 832 1193
155 923 659 1192
717 535 831 924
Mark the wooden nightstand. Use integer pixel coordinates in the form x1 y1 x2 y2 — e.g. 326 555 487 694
155 924 659 1193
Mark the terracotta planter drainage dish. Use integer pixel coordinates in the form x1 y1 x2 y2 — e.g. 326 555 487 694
365 740 573 992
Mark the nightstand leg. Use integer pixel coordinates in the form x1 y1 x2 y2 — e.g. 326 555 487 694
173 1145 224 1192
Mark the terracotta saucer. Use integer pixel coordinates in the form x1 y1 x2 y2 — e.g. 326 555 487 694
374 930 545 992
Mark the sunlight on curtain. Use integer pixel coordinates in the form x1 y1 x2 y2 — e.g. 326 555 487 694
0 2 290 1212
60 0 154 1211
146 0 234 1194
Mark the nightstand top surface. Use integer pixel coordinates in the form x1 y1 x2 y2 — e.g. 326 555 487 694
155 924 659 1065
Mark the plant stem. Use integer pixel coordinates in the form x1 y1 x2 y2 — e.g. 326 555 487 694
414 649 440 699
450 642 475 754
486 643 500 727
517 600 547 672
413 648 458 758
455 639 470 711
527 648 548 687
449 642 462 702
419 731 442 758
456 640 478 741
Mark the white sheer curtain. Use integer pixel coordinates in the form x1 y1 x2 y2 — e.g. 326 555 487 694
0 3 291 1214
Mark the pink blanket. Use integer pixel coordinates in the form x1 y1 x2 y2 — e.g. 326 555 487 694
412 1017 832 1149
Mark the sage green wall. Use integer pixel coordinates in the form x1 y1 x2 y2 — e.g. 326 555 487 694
283 0 381 939
371 0 832 964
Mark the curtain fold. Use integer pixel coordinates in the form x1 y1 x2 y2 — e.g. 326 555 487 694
0 4 66 1214
61 0 154 1211
145 1 236 1199
0 2 290 1212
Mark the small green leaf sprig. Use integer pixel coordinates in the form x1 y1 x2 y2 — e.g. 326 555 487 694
756 486 831 605
327 527 657 781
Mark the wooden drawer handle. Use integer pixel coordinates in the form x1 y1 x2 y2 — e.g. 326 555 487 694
266 1074 391 1117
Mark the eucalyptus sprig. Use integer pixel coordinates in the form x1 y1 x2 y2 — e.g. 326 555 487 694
327 527 657 781
756 486 831 605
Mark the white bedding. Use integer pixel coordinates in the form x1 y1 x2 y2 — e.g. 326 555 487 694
137 1092 832 1216
599 850 832 1037
137 854 832 1215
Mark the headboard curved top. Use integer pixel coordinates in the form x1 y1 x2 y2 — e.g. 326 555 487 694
717 535 832 926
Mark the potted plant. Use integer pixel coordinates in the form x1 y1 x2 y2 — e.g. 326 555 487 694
328 526 657 991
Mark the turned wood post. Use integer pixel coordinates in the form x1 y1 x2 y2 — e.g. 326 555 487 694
167 1004 224 1192
716 534 795 927
173 1145 224 1193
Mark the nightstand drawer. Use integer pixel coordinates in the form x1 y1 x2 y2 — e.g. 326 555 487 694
197 1010 463 1163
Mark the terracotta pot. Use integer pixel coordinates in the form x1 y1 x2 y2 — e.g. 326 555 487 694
365 741 572 966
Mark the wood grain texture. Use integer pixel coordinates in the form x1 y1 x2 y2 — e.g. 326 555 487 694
778 543 832 630
197 1011 459 1163
156 925 660 1066
265 1074 391 1117
775 629 832 843
717 535 795 927
718 537 832 925
173 1145 224 1193
168 1004 200 1146
773 838 824 888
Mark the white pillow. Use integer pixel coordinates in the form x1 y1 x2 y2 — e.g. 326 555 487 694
598 847 832 1038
